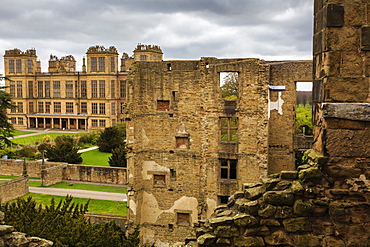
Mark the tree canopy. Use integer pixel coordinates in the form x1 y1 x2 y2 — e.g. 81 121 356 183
44 135 82 164
221 72 238 100
97 125 126 153
0 77 16 146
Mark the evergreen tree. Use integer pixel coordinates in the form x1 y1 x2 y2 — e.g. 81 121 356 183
109 145 127 167
97 126 126 153
0 82 16 146
44 136 82 164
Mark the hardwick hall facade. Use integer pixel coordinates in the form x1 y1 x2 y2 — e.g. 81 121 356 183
3 44 162 131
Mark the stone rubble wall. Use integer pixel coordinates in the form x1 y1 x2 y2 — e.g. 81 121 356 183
0 177 28 203
41 164 67 187
0 159 61 177
190 149 370 246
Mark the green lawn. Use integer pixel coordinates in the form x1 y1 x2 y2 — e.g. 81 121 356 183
13 133 78 145
11 130 35 136
18 193 127 215
80 148 111 166
31 181 127 193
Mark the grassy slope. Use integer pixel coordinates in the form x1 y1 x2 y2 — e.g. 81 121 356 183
80 148 111 166
12 133 77 145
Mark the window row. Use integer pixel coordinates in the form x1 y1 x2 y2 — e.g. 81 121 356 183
25 102 116 115
8 59 33 74
10 117 24 125
11 80 127 99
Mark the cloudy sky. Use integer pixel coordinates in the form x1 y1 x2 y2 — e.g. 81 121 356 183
0 0 313 74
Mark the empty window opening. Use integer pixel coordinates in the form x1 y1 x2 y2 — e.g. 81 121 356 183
220 159 237 179
157 100 170 111
167 63 172 71
168 224 174 231
218 196 229 205
153 174 166 187
176 213 190 226
220 72 238 100
220 117 238 142
205 63 209 69
295 82 313 135
176 137 189 149
172 91 179 102
170 169 177 180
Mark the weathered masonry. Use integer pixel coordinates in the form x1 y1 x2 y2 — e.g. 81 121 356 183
125 58 311 245
3 44 161 131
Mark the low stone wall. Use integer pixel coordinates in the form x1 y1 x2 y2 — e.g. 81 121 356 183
63 165 127 185
0 159 62 177
41 164 67 186
0 176 29 203
85 213 127 230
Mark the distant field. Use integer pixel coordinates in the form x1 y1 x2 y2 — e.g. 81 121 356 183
18 193 127 215
11 130 35 136
80 148 111 167
13 133 78 145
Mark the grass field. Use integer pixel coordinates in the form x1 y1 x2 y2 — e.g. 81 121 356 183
12 133 78 145
11 130 35 136
18 193 127 215
80 148 111 166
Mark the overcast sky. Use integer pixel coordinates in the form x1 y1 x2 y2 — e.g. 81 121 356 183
0 0 313 77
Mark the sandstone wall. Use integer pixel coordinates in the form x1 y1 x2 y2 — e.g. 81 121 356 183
63 165 127 185
0 176 28 203
41 164 67 186
85 212 127 230
0 159 62 177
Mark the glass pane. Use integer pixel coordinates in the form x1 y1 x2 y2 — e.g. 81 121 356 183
221 168 228 179
230 117 238 128
221 118 228 128
220 159 228 167
230 160 237 179
221 129 228 141
230 130 238 142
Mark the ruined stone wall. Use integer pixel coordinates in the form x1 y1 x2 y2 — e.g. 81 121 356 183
63 164 127 184
126 57 314 246
0 176 28 203
267 61 312 174
41 164 67 186
0 159 62 177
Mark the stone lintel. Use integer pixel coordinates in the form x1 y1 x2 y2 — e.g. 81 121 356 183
322 103 370 121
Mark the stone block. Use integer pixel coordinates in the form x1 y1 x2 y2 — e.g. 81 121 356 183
345 3 366 27
275 206 294 219
323 77 368 102
197 233 216 245
237 200 259 216
263 191 295 206
362 26 370 50
340 52 363 77
322 236 345 247
214 225 239 238
298 167 322 180
233 214 258 227
292 234 320 247
264 230 293 246
280 171 298 180
234 236 265 247
325 129 370 158
326 4 344 27
283 217 311 232
258 204 277 218
294 200 312 217
321 103 370 122
244 226 270 237
325 27 359 52
0 226 14 236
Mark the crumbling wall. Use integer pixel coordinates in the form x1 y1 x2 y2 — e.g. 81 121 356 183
0 176 28 203
0 159 61 177
41 164 67 186
63 165 127 184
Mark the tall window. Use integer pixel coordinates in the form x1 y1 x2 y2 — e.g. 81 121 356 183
18 117 24 125
92 119 98 127
91 80 98 98
111 80 115 98
27 60 33 73
99 119 106 127
29 102 34 113
91 57 97 72
81 102 87 113
53 81 60 98
66 102 73 113
98 57 105 72
66 81 73 98
220 159 237 179
81 81 87 98
45 102 51 113
110 57 115 72
111 102 116 115
99 103 105 114
120 80 126 98
220 117 238 142
28 81 33 98
9 60 14 73
10 81 15 97
92 103 98 114
38 81 43 98
16 81 22 98
17 102 23 113
54 102 61 113
11 117 16 124
38 102 44 113
140 55 147 61
16 59 22 73
45 81 50 97
99 80 105 98
11 103 16 113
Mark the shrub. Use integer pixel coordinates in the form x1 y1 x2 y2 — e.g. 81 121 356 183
44 139 82 164
97 127 125 153
16 146 37 158
109 145 127 167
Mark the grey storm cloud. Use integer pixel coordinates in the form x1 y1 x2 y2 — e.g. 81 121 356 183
0 0 313 73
